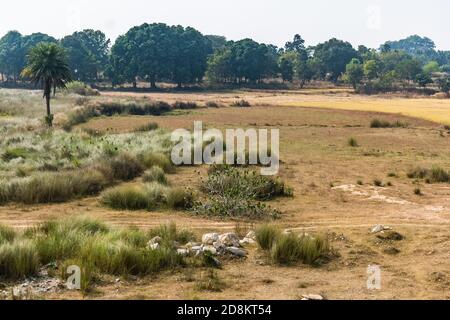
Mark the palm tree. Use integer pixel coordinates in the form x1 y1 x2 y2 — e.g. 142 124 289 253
22 43 71 127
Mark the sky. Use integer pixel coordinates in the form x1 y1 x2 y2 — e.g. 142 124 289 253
1 0 449 50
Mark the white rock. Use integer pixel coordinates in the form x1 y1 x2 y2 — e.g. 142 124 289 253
226 247 247 257
191 246 203 252
240 237 256 245
203 246 217 255
202 233 219 245
148 243 160 250
219 233 240 247
301 294 324 301
245 231 256 240
371 225 391 234
185 242 201 248
148 236 162 245
177 248 190 256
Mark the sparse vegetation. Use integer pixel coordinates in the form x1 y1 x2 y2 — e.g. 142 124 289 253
347 137 359 147
143 166 168 185
255 225 331 266
231 100 251 107
407 166 450 183
370 119 408 128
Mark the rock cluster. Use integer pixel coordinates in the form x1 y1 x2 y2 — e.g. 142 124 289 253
147 231 257 258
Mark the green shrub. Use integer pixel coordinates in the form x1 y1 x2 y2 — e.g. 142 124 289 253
371 119 408 128
143 166 168 185
192 196 280 220
1 147 36 162
139 152 174 173
201 166 292 201
255 225 280 250
0 240 39 279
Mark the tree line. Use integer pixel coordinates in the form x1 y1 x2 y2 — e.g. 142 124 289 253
1 23 449 92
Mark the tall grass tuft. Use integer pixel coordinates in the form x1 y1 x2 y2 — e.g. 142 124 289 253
0 224 16 245
139 152 175 173
255 225 281 250
0 240 40 279
143 166 168 185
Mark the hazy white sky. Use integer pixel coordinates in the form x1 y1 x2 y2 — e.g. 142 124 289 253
1 0 449 50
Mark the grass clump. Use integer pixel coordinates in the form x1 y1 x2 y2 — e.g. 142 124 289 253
165 187 195 210
370 119 408 128
0 217 195 284
255 225 280 250
134 122 159 132
139 152 175 173
414 187 423 196
255 225 331 266
231 100 251 107
347 137 359 147
0 225 16 245
143 166 168 185
0 240 40 280
65 81 99 96
172 101 198 110
101 185 154 211
407 166 450 183
373 179 384 187
101 153 144 182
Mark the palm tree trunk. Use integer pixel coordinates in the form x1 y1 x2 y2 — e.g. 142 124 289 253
45 94 52 127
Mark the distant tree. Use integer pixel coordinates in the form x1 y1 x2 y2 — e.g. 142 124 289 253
205 47 233 83
285 34 308 61
61 29 110 82
363 59 381 80
344 58 364 89
205 35 227 51
0 31 57 83
278 51 298 82
415 72 433 87
423 61 440 75
313 38 358 82
436 77 450 93
296 59 314 88
0 31 24 82
170 26 212 87
21 43 71 127
395 58 422 82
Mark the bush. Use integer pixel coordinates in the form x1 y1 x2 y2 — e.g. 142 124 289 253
192 196 280 220
255 225 280 250
206 101 221 108
1 147 36 162
143 166 168 185
0 240 39 279
373 179 384 187
195 269 227 292
201 166 292 201
139 152 174 173
231 100 251 107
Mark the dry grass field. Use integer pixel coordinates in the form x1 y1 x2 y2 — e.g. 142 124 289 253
1 88 449 300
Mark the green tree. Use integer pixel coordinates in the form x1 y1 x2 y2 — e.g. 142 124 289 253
61 29 110 82
395 58 422 82
205 35 227 51
423 61 440 75
313 38 358 82
344 58 364 89
296 59 314 88
415 72 433 87
363 59 381 80
0 31 24 82
278 51 298 82
21 43 71 127
436 77 450 93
